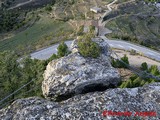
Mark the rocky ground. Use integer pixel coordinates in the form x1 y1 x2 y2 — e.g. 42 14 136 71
0 39 160 120
0 83 159 120
42 38 120 101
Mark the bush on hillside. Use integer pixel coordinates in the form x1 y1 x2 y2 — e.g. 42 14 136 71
89 25 95 33
0 51 48 107
48 42 71 62
119 63 160 88
57 42 70 57
141 62 148 71
111 54 129 68
130 49 137 55
45 5 52 11
77 35 100 58
47 54 58 62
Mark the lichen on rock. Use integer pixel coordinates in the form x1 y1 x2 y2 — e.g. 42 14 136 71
2 38 159 120
0 83 160 120
42 38 120 101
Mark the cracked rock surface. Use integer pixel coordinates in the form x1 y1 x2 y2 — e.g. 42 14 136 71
0 83 160 120
42 39 120 101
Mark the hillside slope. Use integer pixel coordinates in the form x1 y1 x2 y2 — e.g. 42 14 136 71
104 0 160 50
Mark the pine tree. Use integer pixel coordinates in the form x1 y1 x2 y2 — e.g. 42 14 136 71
149 65 159 76
0 51 22 100
77 35 100 58
141 62 148 71
57 42 69 57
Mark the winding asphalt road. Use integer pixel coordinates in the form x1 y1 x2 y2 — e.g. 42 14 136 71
8 0 33 10
30 41 73 60
31 0 160 62
30 39 160 61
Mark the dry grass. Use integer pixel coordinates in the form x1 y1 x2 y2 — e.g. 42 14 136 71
114 49 160 70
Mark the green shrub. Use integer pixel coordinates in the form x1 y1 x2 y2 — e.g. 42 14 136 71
57 42 70 57
130 49 137 55
45 5 52 11
119 80 133 88
47 54 58 62
120 54 129 68
144 0 160 3
119 63 160 88
0 51 47 106
141 62 148 71
47 42 71 62
77 36 100 58
149 65 160 76
111 54 129 68
89 25 95 33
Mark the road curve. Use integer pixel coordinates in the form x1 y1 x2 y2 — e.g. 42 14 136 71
8 0 33 10
101 36 160 62
30 41 73 60
31 0 160 62
30 39 160 62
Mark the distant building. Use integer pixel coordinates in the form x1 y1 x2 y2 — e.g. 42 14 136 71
90 7 102 13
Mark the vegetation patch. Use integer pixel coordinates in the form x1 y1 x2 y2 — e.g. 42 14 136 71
0 10 21 32
105 1 160 50
0 16 73 54
0 51 47 108
0 41 70 108
77 35 100 58
48 41 71 62
111 55 160 88
144 0 160 3
111 54 129 68
119 63 160 88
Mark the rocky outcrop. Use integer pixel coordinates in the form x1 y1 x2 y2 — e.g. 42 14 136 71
0 83 160 120
42 38 120 101
1 38 159 120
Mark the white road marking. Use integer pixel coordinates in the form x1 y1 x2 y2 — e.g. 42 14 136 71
129 46 139 51
157 56 160 59
147 52 155 55
109 44 113 47
118 45 124 48
31 38 160 61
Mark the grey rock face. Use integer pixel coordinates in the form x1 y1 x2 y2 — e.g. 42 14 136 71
42 39 120 101
0 83 160 120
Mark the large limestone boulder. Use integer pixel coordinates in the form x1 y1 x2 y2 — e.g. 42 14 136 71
0 83 160 120
42 38 120 101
